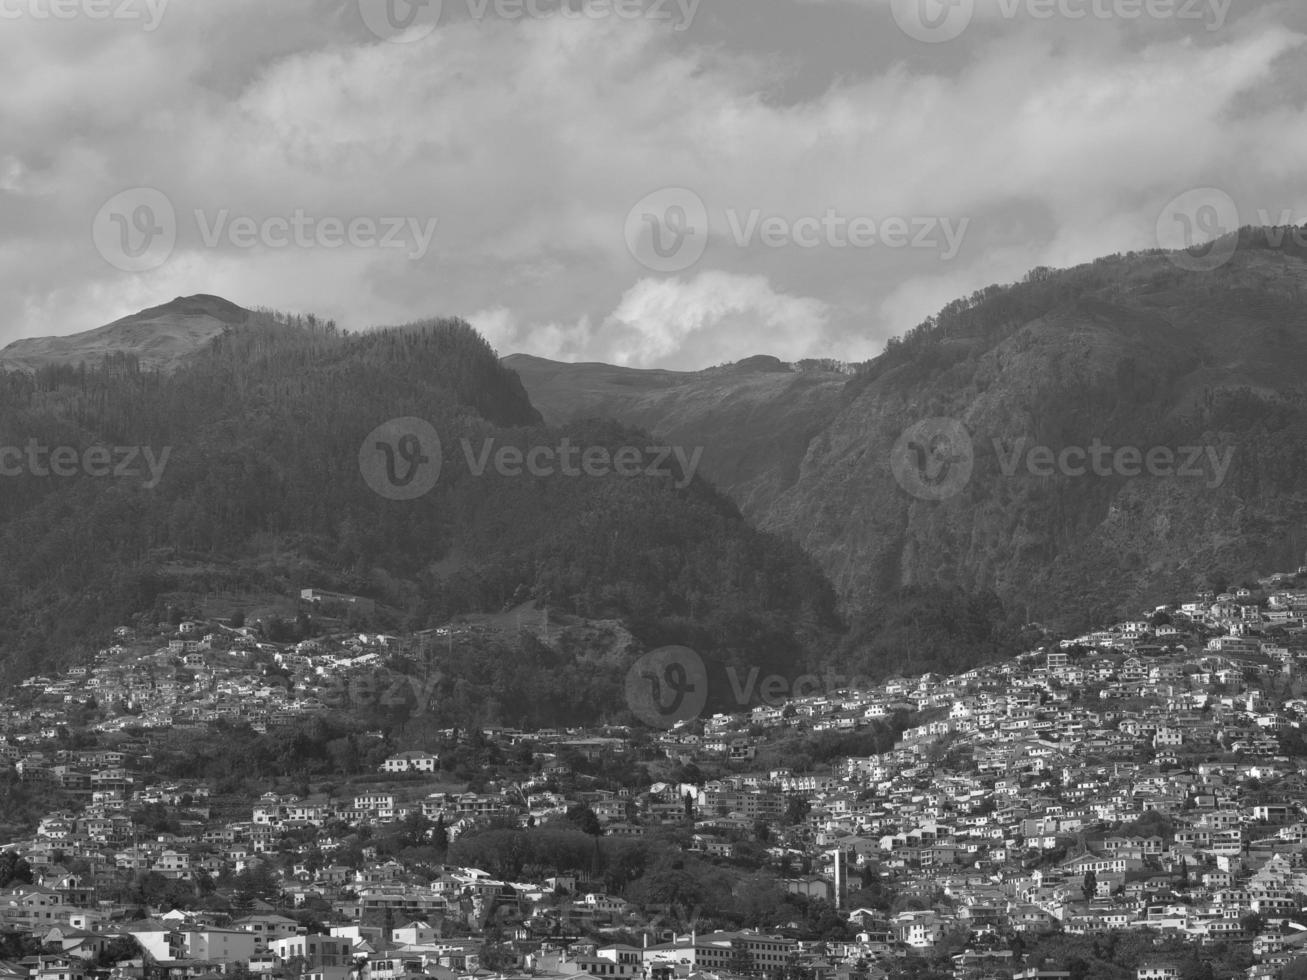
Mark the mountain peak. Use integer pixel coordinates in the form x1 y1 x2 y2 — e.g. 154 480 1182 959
138 294 251 323
0 294 252 374
724 354 792 373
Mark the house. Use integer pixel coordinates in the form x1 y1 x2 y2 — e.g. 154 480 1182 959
33 955 86 980
380 752 439 774
269 933 356 969
300 589 376 615
131 924 257 965
232 913 301 952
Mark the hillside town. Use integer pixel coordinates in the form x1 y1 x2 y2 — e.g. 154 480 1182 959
8 570 1307 980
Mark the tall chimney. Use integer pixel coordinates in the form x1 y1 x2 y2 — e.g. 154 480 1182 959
832 850 844 910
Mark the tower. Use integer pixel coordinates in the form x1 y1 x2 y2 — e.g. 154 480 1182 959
831 848 844 909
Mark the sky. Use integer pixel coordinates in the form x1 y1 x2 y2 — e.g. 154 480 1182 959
2 0 1306 370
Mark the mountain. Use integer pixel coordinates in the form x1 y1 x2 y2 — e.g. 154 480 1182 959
503 353 852 520
0 313 840 720
14 229 1307 687
776 228 1307 629
511 228 1307 631
0 294 252 373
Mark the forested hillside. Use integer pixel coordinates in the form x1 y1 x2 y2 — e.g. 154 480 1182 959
0 312 840 720
514 228 1307 629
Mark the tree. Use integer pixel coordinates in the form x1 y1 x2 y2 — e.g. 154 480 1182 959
1082 869 1097 902
401 809 432 847
0 851 33 887
728 943 756 977
566 804 602 837
93 937 142 968
784 796 812 826
670 763 703 785
432 815 449 852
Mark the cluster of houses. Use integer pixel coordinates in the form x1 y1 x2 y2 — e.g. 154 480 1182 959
7 571 1307 980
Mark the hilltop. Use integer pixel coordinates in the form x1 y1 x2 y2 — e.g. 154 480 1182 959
0 294 255 373
513 228 1307 630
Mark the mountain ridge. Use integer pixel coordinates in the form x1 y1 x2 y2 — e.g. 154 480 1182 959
10 228 1307 652
508 228 1307 629
0 314 842 713
0 294 253 374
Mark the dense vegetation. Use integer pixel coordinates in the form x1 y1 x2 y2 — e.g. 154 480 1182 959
835 586 1031 679
0 315 847 718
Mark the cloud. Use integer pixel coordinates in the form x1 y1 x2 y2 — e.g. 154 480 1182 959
599 271 832 369
1 0 1305 367
473 270 831 369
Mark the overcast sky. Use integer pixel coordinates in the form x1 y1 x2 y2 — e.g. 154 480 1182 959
2 0 1305 369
